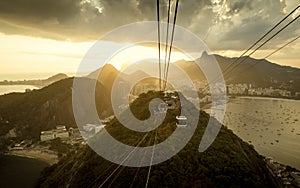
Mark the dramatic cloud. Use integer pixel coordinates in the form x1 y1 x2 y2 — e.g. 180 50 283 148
0 0 299 51
209 0 300 50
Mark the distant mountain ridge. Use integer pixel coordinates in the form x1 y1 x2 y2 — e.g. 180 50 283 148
45 73 69 83
0 73 69 88
87 54 300 93
87 64 150 86
172 52 300 91
211 54 300 90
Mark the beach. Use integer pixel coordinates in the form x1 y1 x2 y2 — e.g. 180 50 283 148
7 149 58 165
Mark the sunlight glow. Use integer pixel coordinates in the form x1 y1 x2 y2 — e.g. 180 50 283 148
108 45 193 70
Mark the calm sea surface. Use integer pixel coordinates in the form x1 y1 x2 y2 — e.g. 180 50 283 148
0 155 49 188
0 85 38 95
209 97 300 169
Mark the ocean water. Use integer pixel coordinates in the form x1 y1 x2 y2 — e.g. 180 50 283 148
218 97 300 169
0 155 49 188
0 85 39 95
0 73 57 81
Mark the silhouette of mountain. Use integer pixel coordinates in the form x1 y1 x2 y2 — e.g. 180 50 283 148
88 64 150 85
212 54 300 90
88 64 121 93
174 59 206 81
45 73 68 83
173 53 300 91
86 54 300 94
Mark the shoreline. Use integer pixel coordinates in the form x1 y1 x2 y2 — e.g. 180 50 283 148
232 95 300 101
202 96 300 170
6 149 58 165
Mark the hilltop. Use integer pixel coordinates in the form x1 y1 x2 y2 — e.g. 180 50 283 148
0 77 112 151
37 91 278 188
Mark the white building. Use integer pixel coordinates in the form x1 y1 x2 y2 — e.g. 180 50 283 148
40 130 56 142
40 125 69 142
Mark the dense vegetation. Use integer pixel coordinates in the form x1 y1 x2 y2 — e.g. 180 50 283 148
37 91 277 188
39 138 79 158
0 77 112 147
0 78 74 143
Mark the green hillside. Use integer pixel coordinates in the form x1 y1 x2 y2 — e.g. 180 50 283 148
0 77 112 146
37 91 278 188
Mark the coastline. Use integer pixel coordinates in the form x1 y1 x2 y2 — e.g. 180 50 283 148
203 95 300 170
237 95 300 102
0 85 39 96
6 149 58 165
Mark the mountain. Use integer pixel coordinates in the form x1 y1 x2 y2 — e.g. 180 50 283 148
122 70 150 84
86 54 300 96
88 64 121 91
88 64 151 86
37 91 278 188
174 59 206 81
0 77 112 149
44 73 69 83
213 54 300 89
175 52 300 91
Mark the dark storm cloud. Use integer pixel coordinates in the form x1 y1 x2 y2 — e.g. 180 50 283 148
0 0 81 20
221 15 299 45
0 0 82 29
0 0 298 51
176 0 212 27
0 0 85 40
0 0 144 40
212 0 300 50
0 0 209 41
227 0 253 14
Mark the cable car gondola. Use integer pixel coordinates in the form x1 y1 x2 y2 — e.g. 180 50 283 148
176 116 187 127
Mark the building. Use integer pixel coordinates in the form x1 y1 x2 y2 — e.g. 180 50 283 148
40 125 69 142
40 130 56 141
176 116 187 127
55 126 69 139
56 132 70 141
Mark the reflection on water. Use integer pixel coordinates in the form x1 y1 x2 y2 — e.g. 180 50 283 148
207 97 300 169
0 85 38 95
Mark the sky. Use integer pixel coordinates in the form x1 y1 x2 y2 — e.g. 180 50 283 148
0 0 299 80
